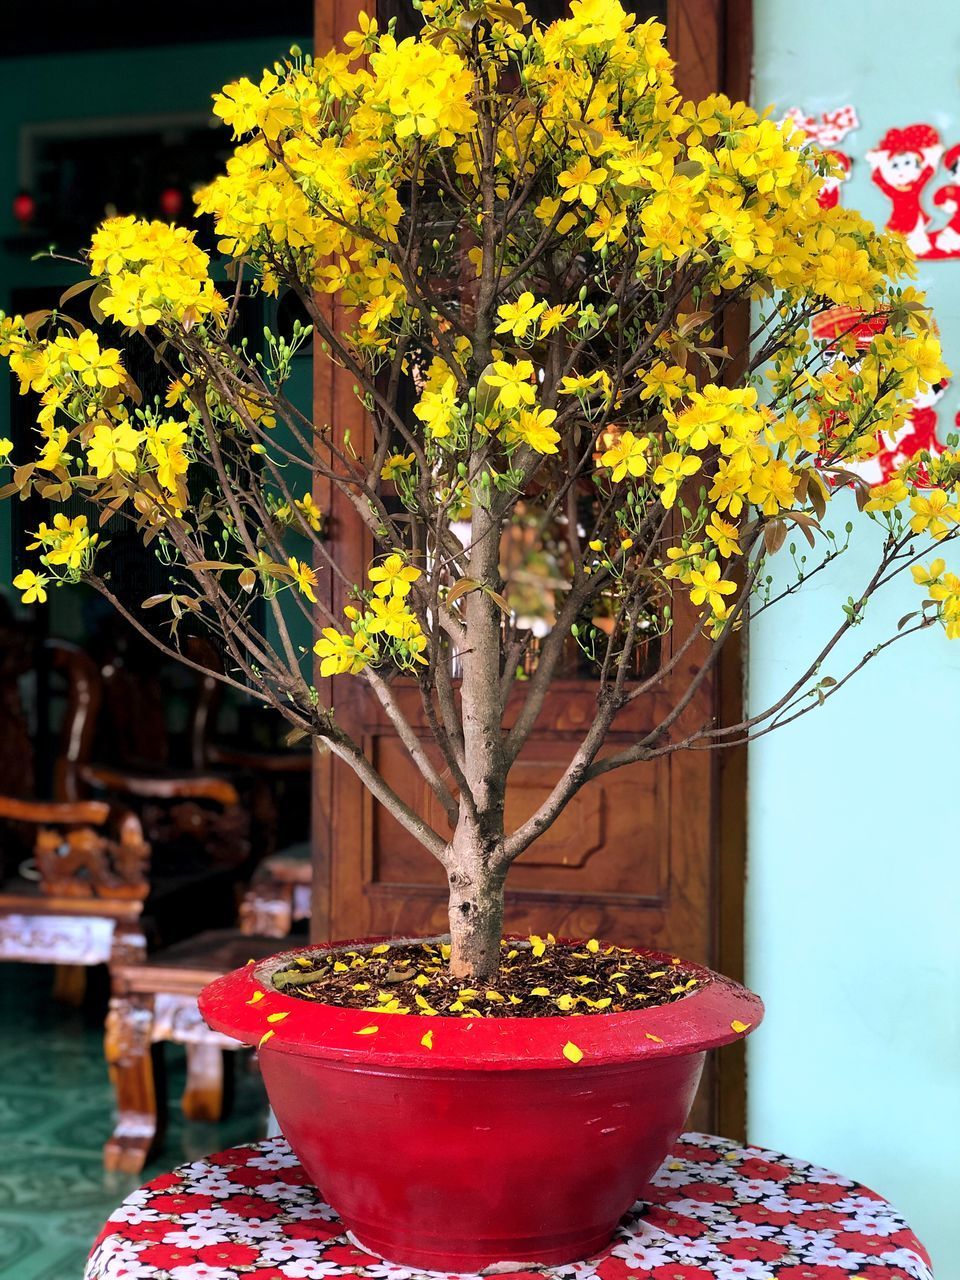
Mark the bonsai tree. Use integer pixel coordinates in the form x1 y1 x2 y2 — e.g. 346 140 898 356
2 0 956 983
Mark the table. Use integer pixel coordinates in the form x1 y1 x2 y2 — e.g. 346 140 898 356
86 1132 932 1280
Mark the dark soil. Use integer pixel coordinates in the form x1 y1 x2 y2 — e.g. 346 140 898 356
270 937 706 1018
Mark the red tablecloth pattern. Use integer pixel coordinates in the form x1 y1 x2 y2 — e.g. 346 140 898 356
86 1132 932 1280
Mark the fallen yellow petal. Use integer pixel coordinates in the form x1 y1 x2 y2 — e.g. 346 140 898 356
563 1041 584 1064
421 1030 433 1049
257 1030 275 1049
246 991 265 1005
645 1033 663 1043
266 1012 289 1023
355 1025 379 1035
731 1020 751 1034
586 938 600 953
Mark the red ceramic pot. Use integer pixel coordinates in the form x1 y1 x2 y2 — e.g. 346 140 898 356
199 938 762 1272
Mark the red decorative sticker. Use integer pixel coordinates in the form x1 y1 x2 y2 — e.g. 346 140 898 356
867 122 960 259
782 105 859 209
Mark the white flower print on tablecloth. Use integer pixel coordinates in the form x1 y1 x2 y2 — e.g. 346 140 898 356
83 1133 934 1280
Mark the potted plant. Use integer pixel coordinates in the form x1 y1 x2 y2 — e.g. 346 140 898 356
2 0 956 1268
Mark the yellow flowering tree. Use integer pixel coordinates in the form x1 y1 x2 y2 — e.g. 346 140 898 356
1 0 958 980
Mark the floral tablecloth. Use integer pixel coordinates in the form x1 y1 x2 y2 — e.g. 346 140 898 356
85 1133 932 1280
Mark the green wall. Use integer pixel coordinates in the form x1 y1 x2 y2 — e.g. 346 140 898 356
748 3 960 1274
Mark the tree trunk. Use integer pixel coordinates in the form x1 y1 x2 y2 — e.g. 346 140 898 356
447 851 506 982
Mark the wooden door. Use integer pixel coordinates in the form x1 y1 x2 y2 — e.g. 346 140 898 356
311 0 749 1134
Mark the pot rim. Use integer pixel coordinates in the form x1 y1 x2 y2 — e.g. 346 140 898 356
198 935 763 1070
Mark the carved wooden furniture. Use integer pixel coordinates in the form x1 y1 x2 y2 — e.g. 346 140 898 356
0 797 150 977
77 767 250 947
104 929 282 1174
239 840 312 937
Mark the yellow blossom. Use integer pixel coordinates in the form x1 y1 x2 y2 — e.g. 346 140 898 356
909 490 959 540
495 293 546 340
558 157 607 209
368 553 421 599
600 431 649 482
288 557 318 603
13 569 48 604
86 421 144 479
653 451 701 509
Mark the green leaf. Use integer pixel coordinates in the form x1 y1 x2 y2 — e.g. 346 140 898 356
674 159 704 179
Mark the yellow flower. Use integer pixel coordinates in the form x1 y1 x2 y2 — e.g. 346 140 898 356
414 374 459 439
364 595 418 638
864 477 909 512
483 360 536 411
747 459 798 517
559 370 609 398
709 458 753 518
145 420 189 494
86 421 143 479
653 452 701 509
639 362 690 404
13 569 48 604
368 37 477 145
912 559 945 586
705 512 741 558
288 557 318 603
368 553 421 599
585 205 626 249
558 157 607 209
28 514 96 571
909 489 959 540
60 330 124 390
509 408 560 455
600 431 649 482
313 627 371 677
37 425 70 472
0 438 12 462
687 560 737 614
295 492 323 532
380 452 415 481
539 304 577 336
495 293 546 340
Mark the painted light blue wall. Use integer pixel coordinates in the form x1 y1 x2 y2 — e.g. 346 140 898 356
748 3 960 1275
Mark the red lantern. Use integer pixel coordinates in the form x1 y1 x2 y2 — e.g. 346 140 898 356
12 191 35 227
159 186 184 219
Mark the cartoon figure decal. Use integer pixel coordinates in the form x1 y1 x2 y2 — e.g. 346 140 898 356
812 306 947 489
865 124 960 260
932 144 960 255
782 105 859 209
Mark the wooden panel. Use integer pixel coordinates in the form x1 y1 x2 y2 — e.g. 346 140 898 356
371 735 670 901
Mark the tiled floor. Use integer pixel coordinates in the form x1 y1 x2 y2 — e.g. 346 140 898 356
0 962 268 1279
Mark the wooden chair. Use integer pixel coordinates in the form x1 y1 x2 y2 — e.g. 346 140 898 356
77 767 249 948
0 796 151 978
104 918 292 1173
239 840 312 936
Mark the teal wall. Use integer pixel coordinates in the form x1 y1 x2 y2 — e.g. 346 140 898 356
748 3 960 1275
